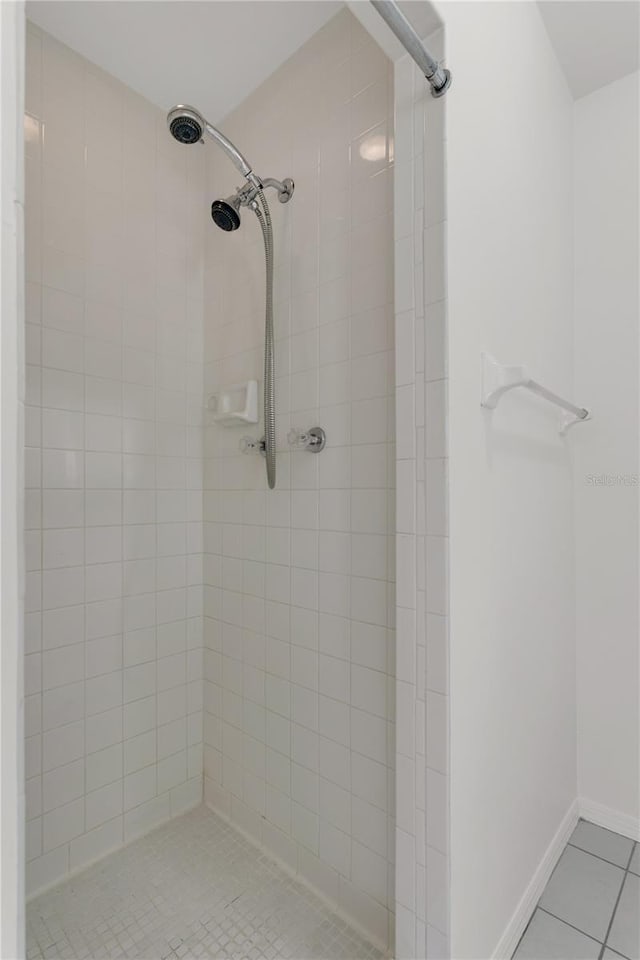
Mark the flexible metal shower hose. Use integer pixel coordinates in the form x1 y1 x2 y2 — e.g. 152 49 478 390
253 190 276 489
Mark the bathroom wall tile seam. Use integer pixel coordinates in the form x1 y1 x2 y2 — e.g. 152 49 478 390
392 26 449 960
420 27 450 960
24 23 205 896
393 49 419 960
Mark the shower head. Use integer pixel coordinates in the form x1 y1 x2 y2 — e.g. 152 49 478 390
167 105 204 145
167 103 254 179
211 196 241 232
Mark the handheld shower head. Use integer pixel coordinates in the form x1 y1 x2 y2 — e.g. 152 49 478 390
167 105 204 145
167 103 254 179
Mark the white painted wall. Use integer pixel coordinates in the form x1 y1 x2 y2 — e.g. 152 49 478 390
574 71 640 833
0 3 26 955
440 3 577 957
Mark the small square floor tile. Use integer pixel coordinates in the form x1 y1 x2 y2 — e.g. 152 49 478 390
569 821 635 869
514 909 601 959
607 873 640 960
27 806 384 960
540 845 625 942
629 845 639 877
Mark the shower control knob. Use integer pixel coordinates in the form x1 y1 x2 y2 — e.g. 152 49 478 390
287 427 326 453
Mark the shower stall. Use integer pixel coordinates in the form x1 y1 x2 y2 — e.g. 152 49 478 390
18 3 450 957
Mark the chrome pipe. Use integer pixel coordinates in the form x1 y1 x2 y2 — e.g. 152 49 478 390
202 119 254 179
369 0 451 97
261 177 295 203
251 193 277 490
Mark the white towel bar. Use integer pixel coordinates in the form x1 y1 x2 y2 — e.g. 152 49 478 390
481 353 591 435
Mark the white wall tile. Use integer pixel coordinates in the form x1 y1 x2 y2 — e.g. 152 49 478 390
25 23 204 895
43 797 85 852
42 759 84 813
393 37 449 958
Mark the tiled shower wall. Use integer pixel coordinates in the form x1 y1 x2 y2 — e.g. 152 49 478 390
23 24 205 896
202 9 396 949
393 29 450 960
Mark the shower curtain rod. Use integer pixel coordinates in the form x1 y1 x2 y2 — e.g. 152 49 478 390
370 0 452 97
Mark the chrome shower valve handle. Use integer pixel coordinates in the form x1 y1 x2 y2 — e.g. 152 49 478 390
287 427 326 453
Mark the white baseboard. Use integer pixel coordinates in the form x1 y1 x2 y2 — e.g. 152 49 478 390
492 798 580 960
578 797 640 841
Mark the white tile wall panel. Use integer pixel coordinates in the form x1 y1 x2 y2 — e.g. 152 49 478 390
393 24 450 960
201 9 395 949
24 23 204 896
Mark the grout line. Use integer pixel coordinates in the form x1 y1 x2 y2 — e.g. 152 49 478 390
598 843 636 960
537 907 604 946
621 841 634 873
514 835 638 959
602 946 631 960
511 905 538 957
567 840 633 871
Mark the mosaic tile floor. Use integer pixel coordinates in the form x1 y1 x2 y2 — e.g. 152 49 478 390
27 805 385 960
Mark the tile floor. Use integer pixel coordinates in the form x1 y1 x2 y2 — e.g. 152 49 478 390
514 820 639 960
26 806 385 960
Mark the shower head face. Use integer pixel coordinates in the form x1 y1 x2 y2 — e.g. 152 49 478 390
167 105 204 145
211 197 241 232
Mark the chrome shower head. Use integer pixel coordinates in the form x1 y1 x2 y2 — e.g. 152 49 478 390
167 105 204 145
167 103 254 179
211 195 242 232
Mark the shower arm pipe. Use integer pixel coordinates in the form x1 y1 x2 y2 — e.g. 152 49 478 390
369 0 451 97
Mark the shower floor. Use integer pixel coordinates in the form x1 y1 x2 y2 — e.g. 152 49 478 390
26 805 385 960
